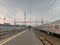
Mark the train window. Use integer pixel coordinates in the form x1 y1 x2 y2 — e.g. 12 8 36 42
54 25 59 29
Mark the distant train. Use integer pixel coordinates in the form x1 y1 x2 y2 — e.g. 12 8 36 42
0 23 26 32
37 20 60 35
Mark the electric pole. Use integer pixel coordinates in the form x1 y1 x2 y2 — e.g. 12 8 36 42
41 18 43 25
36 19 38 26
4 17 6 24
24 12 26 29
14 19 16 30
24 12 26 26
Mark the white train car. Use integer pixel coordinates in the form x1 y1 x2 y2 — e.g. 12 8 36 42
38 20 60 35
0 24 26 32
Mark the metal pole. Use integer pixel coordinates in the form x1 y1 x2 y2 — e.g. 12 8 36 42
41 18 43 25
24 12 26 25
24 12 26 29
14 19 15 31
36 19 38 26
30 0 31 26
29 18 31 26
4 17 6 24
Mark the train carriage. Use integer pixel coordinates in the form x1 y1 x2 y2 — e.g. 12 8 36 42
39 20 60 35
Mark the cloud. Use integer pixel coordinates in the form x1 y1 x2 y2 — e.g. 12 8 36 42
15 12 24 21
15 11 41 25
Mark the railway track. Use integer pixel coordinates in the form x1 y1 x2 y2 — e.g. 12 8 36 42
0 30 25 41
33 29 60 45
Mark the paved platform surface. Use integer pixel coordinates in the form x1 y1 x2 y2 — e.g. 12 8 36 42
3 30 43 45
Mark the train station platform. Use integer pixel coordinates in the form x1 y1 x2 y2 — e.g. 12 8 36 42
0 30 43 45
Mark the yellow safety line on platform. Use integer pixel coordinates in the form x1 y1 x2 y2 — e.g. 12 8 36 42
0 30 28 45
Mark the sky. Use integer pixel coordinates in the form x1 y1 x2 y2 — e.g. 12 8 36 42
0 0 60 25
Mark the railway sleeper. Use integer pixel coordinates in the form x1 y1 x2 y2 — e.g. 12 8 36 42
33 30 53 45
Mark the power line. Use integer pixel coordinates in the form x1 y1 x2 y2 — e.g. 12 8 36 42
43 0 56 14
0 1 12 14
0 12 14 19
0 1 14 19
40 0 52 16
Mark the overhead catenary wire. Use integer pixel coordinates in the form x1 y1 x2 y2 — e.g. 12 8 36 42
0 1 14 23
38 0 52 24
39 0 56 24
43 0 56 14
0 12 14 24
0 1 14 19
40 0 52 16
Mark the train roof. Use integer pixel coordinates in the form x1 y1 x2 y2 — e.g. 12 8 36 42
50 20 60 24
41 20 60 26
